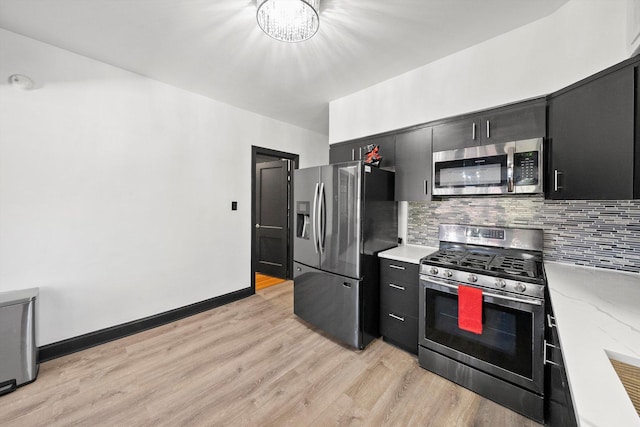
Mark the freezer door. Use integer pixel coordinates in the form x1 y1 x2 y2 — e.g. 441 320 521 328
319 162 362 279
293 262 362 348
293 166 320 269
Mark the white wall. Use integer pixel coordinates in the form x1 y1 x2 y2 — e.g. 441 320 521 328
329 0 630 143
0 28 328 346
629 0 640 56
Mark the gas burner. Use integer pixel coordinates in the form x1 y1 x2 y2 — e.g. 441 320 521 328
419 224 546 297
459 252 494 270
489 256 538 279
424 249 466 266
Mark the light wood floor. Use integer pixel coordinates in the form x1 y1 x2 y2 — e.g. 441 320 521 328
0 281 541 426
255 273 286 291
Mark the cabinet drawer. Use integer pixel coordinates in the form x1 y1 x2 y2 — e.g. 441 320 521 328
380 259 419 284
380 280 418 317
380 308 418 354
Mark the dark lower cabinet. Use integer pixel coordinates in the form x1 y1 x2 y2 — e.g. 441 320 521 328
548 62 637 199
379 258 419 354
544 294 578 427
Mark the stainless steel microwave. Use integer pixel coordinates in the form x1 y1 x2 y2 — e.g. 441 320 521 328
432 138 543 196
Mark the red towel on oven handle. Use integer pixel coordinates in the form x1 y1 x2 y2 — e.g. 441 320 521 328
458 285 483 334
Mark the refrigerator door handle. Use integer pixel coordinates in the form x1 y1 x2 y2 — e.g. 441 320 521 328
318 181 326 254
312 182 319 254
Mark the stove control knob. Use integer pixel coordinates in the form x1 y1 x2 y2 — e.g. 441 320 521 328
515 282 527 293
444 270 453 278
429 267 439 275
468 274 478 283
495 279 506 288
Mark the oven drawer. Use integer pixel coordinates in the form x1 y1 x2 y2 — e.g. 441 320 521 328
380 259 419 284
380 306 418 354
380 279 419 317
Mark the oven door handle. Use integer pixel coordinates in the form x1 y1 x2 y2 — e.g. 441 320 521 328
423 278 542 306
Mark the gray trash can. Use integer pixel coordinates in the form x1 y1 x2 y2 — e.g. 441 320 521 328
0 288 39 396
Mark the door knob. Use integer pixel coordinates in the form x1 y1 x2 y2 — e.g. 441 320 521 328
255 224 260 229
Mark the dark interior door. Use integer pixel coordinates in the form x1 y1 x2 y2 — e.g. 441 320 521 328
256 159 289 278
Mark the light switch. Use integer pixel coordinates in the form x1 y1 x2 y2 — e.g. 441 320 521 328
231 201 237 211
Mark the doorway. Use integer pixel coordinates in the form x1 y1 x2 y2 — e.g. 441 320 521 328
251 146 298 292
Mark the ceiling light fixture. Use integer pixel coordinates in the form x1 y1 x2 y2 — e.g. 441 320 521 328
256 0 320 43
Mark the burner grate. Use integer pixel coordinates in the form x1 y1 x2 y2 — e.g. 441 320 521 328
425 249 465 265
459 252 494 270
489 256 538 279
423 246 544 283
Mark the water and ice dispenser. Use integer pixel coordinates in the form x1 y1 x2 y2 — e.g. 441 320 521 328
296 201 311 239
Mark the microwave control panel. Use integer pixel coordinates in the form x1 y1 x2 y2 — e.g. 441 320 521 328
514 151 539 186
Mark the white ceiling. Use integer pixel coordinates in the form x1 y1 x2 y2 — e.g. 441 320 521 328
0 0 569 135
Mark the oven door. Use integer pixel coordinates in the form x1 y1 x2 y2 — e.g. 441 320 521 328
419 276 544 394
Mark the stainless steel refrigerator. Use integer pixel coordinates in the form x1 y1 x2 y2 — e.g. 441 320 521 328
293 161 397 349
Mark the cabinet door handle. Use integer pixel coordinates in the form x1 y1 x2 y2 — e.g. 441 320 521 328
389 313 405 322
389 264 406 270
389 283 405 291
472 122 476 140
554 170 563 191
486 120 490 139
544 340 560 366
351 148 355 161
424 180 428 196
547 314 557 328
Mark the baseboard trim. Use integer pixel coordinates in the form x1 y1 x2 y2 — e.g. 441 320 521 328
38 287 254 362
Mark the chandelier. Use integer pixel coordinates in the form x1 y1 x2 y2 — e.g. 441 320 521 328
256 0 320 43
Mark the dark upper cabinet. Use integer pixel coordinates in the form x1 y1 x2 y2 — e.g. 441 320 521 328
329 142 355 164
329 135 395 170
548 65 636 200
432 99 546 152
482 100 546 144
432 117 480 151
368 135 395 170
395 127 432 201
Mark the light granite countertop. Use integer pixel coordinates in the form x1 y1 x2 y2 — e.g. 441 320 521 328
545 262 640 427
378 244 438 264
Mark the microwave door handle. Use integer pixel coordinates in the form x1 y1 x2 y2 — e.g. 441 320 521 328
507 146 514 192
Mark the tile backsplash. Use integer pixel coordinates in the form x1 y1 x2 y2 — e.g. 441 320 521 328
407 196 640 273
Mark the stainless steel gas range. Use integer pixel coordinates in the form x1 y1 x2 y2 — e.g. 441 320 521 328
418 224 546 423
